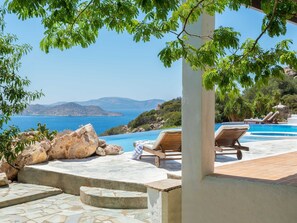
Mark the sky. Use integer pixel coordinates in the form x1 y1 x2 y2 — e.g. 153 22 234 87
4 6 297 104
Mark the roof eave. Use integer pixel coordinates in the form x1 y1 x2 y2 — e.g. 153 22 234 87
250 0 297 24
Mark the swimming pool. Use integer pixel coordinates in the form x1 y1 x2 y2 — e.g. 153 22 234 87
101 124 297 152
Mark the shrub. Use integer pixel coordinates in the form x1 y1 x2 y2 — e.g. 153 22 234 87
163 112 181 127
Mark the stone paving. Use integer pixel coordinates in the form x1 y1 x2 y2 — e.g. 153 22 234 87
0 193 149 223
0 183 62 208
21 152 181 185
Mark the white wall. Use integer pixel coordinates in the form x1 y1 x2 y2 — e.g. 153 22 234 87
194 176 297 223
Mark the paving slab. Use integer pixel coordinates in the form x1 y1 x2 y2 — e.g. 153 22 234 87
21 152 181 183
0 183 62 208
0 193 149 223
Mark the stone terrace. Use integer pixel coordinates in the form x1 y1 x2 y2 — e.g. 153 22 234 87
0 139 297 222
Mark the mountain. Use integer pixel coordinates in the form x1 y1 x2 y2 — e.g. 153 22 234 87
21 102 122 116
75 97 165 110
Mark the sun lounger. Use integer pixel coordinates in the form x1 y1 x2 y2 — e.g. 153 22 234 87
266 111 279 124
134 130 182 167
243 112 273 124
215 125 249 160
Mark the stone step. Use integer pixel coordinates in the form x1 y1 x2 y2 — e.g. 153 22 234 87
80 186 148 209
18 166 147 195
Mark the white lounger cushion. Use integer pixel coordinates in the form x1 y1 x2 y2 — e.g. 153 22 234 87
148 129 181 150
215 125 249 139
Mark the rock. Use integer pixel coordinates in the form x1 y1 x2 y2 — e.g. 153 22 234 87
96 147 106 156
40 140 52 153
49 124 99 159
105 145 123 155
0 161 18 181
98 139 106 148
0 172 9 186
15 141 49 169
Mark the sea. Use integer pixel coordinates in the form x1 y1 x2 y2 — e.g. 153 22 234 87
3 109 145 135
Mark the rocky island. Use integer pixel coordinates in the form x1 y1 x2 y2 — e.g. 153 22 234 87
21 102 122 116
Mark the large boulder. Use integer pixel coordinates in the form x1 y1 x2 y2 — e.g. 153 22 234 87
15 140 50 169
0 140 50 181
49 124 99 159
0 172 9 186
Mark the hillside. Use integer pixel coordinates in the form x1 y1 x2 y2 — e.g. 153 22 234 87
21 102 122 116
100 98 181 136
75 97 165 110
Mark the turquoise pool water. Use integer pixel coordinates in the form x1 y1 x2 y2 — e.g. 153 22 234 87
101 124 297 152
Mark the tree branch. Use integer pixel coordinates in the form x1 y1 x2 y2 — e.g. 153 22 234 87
177 0 206 40
70 0 95 31
232 0 279 65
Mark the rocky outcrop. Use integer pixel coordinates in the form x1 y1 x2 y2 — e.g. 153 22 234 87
96 139 123 156
49 124 99 159
15 141 50 169
0 173 9 186
0 124 123 181
0 140 50 180
0 161 18 182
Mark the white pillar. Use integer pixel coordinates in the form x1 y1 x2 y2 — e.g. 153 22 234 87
182 13 215 222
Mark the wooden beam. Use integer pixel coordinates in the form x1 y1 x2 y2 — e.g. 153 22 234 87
250 0 297 24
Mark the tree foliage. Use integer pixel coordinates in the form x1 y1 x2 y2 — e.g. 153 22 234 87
5 0 297 93
0 8 43 163
0 123 57 165
217 74 297 122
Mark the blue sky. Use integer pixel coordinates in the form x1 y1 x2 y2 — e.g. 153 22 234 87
5 6 297 104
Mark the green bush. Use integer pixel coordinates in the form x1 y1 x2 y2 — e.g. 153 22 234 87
282 94 297 113
163 112 181 127
100 125 126 136
128 110 157 128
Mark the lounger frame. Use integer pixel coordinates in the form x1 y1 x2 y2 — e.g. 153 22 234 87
140 130 182 167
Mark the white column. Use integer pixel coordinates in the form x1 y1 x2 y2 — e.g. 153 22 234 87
182 13 215 222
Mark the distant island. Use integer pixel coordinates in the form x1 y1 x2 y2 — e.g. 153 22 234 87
52 97 165 110
21 97 165 117
21 102 122 117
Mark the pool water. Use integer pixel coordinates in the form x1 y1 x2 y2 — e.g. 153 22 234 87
250 132 297 137
101 124 297 152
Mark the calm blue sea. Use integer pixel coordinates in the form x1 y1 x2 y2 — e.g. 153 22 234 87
4 110 145 135
4 112 297 152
